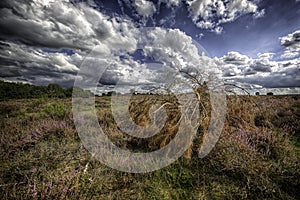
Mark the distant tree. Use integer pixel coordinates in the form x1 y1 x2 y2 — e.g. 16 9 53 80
72 86 93 98
106 91 117 96
47 84 66 98
64 87 74 97
267 92 274 96
0 81 93 99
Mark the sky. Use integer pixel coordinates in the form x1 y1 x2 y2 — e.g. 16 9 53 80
0 0 299 94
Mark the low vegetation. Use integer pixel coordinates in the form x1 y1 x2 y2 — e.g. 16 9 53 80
0 94 299 199
0 81 94 100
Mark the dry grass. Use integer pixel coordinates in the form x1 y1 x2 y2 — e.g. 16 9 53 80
0 95 299 199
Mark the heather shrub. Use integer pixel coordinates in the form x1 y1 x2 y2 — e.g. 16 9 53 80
42 102 71 120
1 95 299 199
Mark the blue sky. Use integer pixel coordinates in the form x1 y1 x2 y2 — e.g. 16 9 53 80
0 0 299 94
95 0 300 57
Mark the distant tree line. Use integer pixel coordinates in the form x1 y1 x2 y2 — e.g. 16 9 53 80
0 81 92 100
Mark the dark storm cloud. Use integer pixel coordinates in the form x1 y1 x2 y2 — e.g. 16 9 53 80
0 40 81 86
250 62 272 72
236 67 300 88
0 62 77 85
0 65 77 87
0 0 114 50
99 71 121 85
0 0 93 49
0 41 79 72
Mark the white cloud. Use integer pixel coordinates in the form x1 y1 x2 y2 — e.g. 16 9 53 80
282 50 300 59
280 30 300 49
0 24 220 90
133 0 157 17
142 28 220 76
253 8 265 18
186 0 260 32
258 52 275 60
280 29 300 59
220 51 252 65
0 0 143 86
143 28 200 68
124 0 263 33
214 49 300 88
159 0 181 7
90 27 221 91
0 0 139 53
0 0 298 91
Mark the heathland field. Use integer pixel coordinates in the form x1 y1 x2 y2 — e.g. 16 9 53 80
0 95 299 199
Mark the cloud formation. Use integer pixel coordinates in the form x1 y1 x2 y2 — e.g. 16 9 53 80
0 0 140 87
280 29 300 58
0 0 299 93
185 0 260 33
214 49 300 88
0 0 138 52
0 41 82 86
133 0 156 17
160 0 182 7
123 0 263 33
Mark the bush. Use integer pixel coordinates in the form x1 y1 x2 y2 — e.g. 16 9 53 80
42 102 70 120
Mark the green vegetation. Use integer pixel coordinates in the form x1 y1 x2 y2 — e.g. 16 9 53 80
0 81 95 100
0 95 299 199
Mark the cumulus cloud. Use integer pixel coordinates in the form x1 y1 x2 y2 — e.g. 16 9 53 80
0 0 139 52
95 27 220 91
133 0 156 17
0 0 298 92
0 20 218 90
0 0 144 87
216 51 250 77
250 53 278 73
62 25 221 93
253 8 265 18
221 51 252 65
122 0 263 33
159 0 182 7
228 30 300 88
0 41 83 86
215 49 300 88
186 0 261 32
237 66 300 88
281 30 300 49
280 29 300 58
143 28 201 69
282 50 299 59
218 51 280 76
141 28 221 81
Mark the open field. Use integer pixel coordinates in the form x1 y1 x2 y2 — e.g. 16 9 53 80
0 95 299 199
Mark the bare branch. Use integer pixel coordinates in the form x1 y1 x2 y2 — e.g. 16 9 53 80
224 83 250 95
